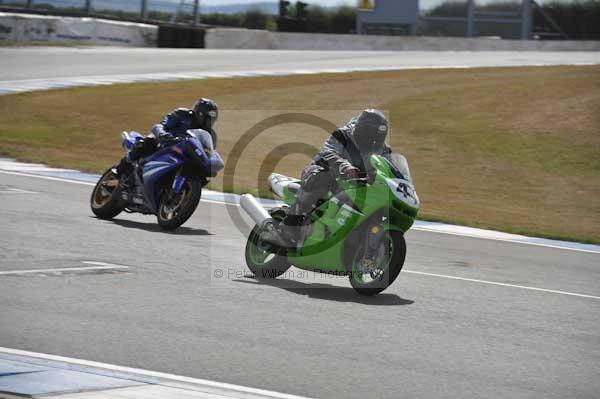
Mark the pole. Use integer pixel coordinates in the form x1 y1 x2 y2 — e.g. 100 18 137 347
531 0 568 39
141 0 148 21
193 0 200 26
466 0 475 37
85 0 92 15
26 0 33 9
521 0 532 40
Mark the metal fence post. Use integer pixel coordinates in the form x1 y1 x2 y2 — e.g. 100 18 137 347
85 0 92 15
141 0 148 21
521 0 532 40
193 0 200 25
466 0 475 37
26 0 34 9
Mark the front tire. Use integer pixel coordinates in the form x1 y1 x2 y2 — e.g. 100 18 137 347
349 231 406 296
245 224 291 279
156 179 202 230
90 167 124 220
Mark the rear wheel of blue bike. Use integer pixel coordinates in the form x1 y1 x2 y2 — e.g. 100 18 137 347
90 167 124 220
157 179 202 230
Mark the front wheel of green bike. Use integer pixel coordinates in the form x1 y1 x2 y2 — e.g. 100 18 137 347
349 231 406 296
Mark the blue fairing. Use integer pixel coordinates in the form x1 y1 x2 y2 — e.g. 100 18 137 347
209 152 224 177
188 134 211 170
120 129 223 213
142 148 184 210
186 129 224 177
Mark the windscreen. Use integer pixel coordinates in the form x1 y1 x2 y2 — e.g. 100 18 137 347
386 154 413 183
188 129 214 151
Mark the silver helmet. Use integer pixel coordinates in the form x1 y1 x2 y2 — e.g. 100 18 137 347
352 109 388 155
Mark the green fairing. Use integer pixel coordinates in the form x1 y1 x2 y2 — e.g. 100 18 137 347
284 155 419 272
245 154 419 295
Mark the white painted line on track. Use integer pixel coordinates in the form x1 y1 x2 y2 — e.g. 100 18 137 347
201 198 239 206
0 187 37 194
0 169 94 186
0 264 130 276
0 347 314 399
81 261 132 268
2 166 599 255
411 225 600 255
404 270 600 300
0 169 237 206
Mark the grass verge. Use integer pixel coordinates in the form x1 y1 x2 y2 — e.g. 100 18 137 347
1 66 599 243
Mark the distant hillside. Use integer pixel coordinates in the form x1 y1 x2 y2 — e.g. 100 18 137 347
202 2 279 14
29 1 279 14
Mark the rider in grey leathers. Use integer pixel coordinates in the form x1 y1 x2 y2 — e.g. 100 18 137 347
262 109 392 247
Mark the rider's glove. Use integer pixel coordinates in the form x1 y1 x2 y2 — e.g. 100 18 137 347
341 166 361 181
133 137 145 149
160 134 181 145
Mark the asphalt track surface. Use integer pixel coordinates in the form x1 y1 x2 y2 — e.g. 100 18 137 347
1 172 599 399
2 48 600 82
2 47 600 398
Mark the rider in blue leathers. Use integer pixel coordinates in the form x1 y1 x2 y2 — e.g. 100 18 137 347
114 98 218 177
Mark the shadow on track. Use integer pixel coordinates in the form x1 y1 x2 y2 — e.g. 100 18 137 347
93 217 213 236
234 277 414 306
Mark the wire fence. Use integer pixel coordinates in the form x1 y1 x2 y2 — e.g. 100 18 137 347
419 0 580 40
1 0 595 39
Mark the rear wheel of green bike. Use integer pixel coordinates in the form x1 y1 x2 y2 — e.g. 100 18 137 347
245 224 291 279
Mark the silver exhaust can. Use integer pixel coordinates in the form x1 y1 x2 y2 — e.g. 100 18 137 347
240 194 273 227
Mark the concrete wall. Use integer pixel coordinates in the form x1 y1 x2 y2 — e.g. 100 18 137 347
0 12 157 47
205 28 600 51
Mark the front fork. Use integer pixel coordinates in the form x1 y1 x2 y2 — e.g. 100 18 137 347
172 167 186 194
361 223 386 268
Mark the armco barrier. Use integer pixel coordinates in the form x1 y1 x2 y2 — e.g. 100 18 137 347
205 28 600 52
0 12 157 47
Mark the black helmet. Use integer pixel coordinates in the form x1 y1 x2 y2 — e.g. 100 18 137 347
352 109 388 155
193 98 219 130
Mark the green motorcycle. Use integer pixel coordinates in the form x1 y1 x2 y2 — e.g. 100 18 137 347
241 153 419 296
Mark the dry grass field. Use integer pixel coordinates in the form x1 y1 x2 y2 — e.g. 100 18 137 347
1 65 599 243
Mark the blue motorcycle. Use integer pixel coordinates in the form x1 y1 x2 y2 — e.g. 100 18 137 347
91 129 223 230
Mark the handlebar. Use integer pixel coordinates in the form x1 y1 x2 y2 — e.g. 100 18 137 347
340 177 370 187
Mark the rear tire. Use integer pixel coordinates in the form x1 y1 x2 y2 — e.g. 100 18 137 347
349 231 406 296
156 179 202 230
90 167 124 220
245 225 291 279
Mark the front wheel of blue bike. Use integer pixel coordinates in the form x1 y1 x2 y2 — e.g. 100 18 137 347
157 179 202 230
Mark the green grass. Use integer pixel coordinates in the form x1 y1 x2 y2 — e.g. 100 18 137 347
1 65 599 243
